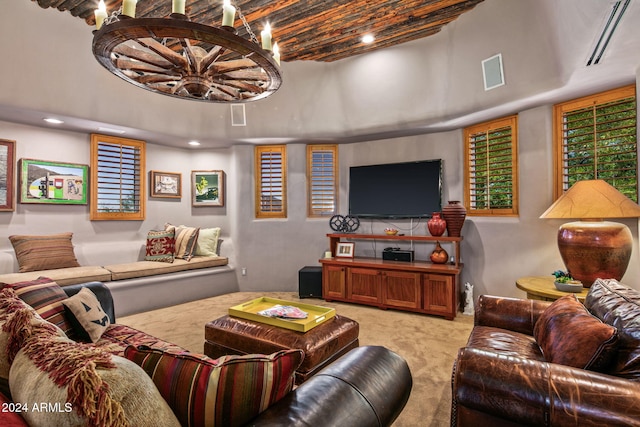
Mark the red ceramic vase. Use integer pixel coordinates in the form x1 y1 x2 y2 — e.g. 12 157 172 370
427 212 446 237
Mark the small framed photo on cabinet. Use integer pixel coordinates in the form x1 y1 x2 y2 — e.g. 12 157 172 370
335 242 355 258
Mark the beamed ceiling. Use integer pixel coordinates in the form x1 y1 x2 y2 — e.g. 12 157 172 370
29 0 484 62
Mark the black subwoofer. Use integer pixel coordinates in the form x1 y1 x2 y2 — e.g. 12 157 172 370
298 266 323 298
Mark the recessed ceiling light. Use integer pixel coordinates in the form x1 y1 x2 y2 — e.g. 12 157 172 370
188 141 201 146
43 118 64 124
362 34 375 44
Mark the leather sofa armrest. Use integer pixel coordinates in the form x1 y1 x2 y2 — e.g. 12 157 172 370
248 346 412 427
62 281 116 324
452 347 640 427
474 295 551 335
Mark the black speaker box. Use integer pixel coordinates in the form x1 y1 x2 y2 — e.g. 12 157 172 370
298 266 322 298
382 248 414 262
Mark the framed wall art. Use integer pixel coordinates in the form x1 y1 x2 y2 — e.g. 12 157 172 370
150 170 181 198
18 158 89 205
335 242 355 258
192 170 224 207
0 139 16 211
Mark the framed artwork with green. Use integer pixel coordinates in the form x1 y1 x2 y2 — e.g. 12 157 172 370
192 170 224 207
18 158 89 205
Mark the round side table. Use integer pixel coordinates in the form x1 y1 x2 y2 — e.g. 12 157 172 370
516 276 589 302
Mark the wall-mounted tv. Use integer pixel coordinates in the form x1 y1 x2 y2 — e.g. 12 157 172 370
348 159 442 219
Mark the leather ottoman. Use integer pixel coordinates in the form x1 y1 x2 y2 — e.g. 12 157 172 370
204 314 359 384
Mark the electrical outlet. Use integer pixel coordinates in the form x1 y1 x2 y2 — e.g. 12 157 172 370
241 267 247 276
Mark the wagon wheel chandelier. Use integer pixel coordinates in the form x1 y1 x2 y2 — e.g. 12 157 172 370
92 0 282 103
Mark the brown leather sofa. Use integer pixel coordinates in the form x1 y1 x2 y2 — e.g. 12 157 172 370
451 278 640 427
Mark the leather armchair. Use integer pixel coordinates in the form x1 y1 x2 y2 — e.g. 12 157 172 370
451 292 640 427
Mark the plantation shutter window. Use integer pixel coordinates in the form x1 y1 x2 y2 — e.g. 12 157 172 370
464 115 519 216
90 134 146 220
307 145 338 217
553 85 637 202
255 145 287 218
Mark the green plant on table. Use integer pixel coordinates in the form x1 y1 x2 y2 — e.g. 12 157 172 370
552 270 573 283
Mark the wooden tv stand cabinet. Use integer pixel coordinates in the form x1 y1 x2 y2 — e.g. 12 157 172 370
319 233 463 320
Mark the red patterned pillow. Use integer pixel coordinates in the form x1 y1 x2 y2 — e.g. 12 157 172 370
4 277 74 338
534 294 619 371
144 229 175 263
124 346 303 427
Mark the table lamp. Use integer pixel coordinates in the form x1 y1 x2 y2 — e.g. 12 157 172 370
540 179 640 287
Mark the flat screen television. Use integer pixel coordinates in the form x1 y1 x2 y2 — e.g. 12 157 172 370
348 159 442 219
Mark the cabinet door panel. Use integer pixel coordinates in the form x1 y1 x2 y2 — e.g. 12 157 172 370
348 267 381 304
424 273 454 316
323 265 346 299
383 271 421 309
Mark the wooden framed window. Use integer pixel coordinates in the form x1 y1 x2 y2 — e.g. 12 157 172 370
464 115 519 216
90 134 146 220
307 144 338 217
255 145 287 218
553 85 637 201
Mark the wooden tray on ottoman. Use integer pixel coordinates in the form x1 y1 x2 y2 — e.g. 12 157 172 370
228 297 335 332
204 314 360 384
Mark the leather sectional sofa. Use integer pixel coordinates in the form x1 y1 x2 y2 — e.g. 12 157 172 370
451 278 640 426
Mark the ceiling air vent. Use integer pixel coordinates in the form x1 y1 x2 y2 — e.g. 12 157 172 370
587 0 630 66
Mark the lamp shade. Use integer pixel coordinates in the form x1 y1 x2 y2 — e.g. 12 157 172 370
540 180 640 287
540 180 640 220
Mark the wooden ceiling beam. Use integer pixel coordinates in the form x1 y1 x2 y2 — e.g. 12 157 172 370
25 0 484 62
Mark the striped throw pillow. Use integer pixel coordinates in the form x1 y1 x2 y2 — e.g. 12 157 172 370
124 346 304 427
4 277 75 337
9 232 80 273
164 224 199 261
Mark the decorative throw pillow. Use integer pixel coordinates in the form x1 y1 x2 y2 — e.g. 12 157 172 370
165 223 199 261
0 287 66 391
194 227 221 256
125 346 304 427
534 294 619 371
9 335 180 427
61 287 110 343
4 277 75 338
8 232 80 273
144 229 176 263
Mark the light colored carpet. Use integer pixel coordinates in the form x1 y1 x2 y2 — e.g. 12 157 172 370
120 292 474 427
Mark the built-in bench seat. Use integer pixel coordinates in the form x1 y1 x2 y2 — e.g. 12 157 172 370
0 237 238 316
0 256 229 286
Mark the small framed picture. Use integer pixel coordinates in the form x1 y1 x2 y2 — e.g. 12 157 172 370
335 242 355 258
0 139 16 211
150 171 181 198
18 158 88 205
192 170 224 207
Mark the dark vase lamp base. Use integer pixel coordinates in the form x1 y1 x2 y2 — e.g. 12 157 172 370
557 220 632 288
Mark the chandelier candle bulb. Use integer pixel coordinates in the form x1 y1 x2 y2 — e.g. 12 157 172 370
122 0 137 18
172 0 186 15
261 23 273 50
222 0 236 27
94 0 107 30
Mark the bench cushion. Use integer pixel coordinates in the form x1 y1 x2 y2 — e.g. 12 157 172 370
0 266 112 287
105 256 228 281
